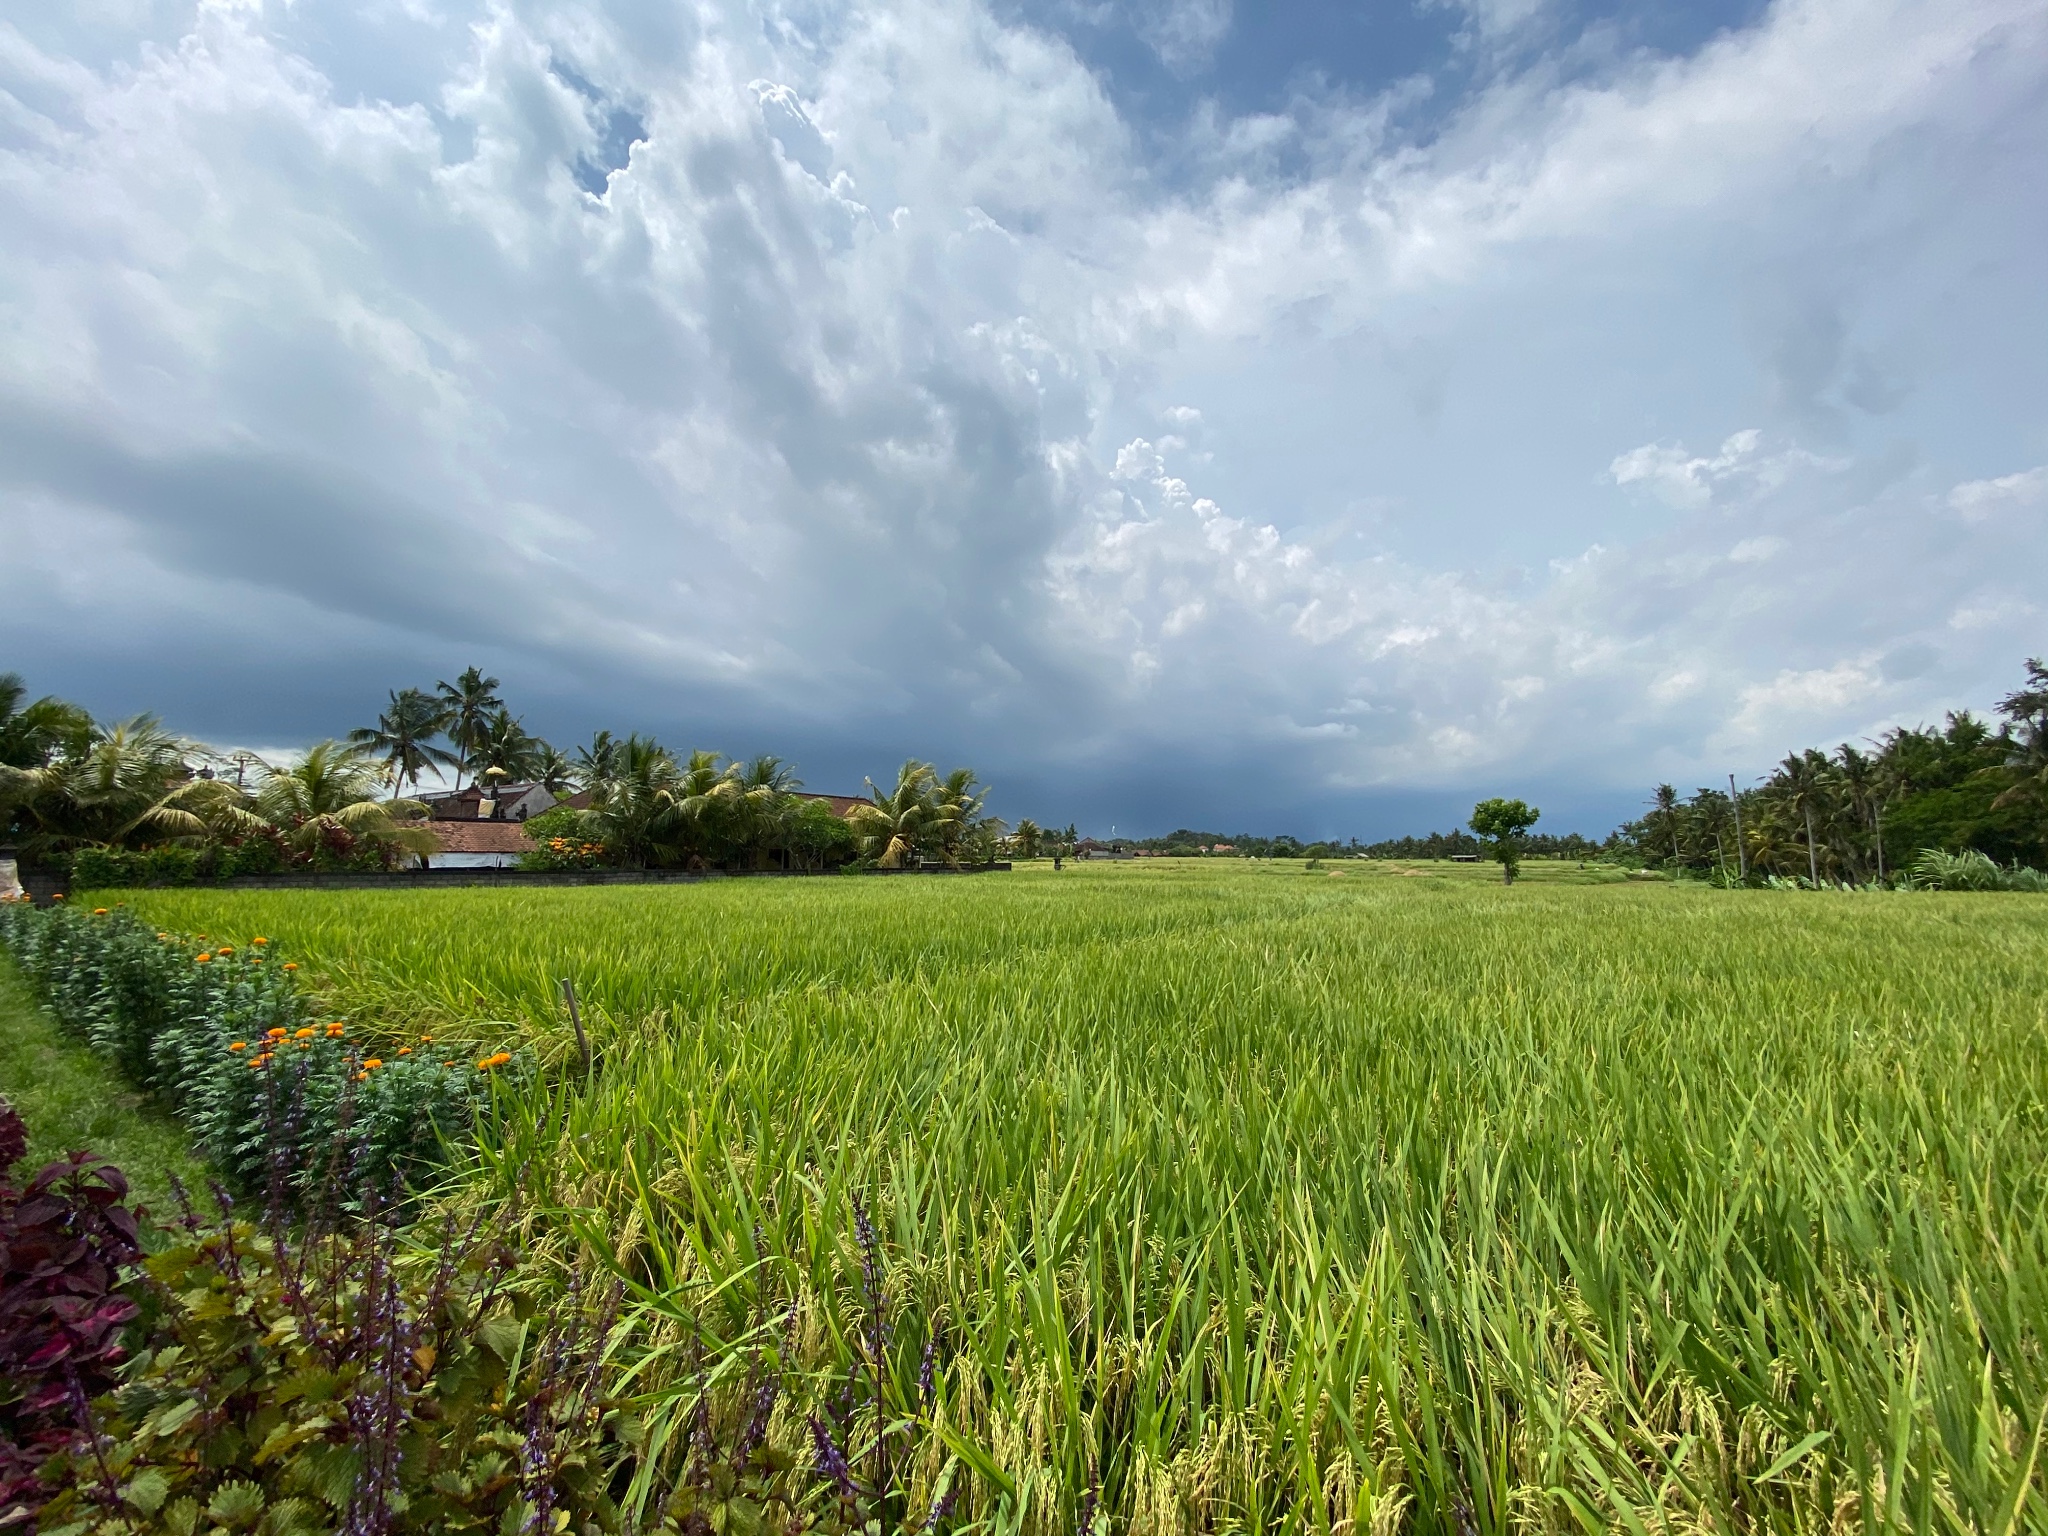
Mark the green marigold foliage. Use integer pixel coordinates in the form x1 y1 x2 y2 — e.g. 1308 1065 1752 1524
0 903 482 1199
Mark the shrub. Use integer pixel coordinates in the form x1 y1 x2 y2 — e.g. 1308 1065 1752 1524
0 1098 145 1528
518 806 610 871
34 1180 625 1536
68 848 142 888
1908 847 2048 891
216 832 287 878
0 903 494 1202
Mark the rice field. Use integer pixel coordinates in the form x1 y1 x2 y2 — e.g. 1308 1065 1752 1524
121 863 2048 1534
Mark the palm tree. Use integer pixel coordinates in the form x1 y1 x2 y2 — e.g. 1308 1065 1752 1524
348 688 457 795
1831 743 1881 883
1775 749 1833 887
576 736 687 868
10 716 227 856
573 731 620 790
434 667 502 791
849 761 940 868
468 707 545 783
1989 657 2048 817
931 767 986 867
1012 818 1044 859
725 755 802 867
0 674 91 771
533 743 576 799
251 743 437 863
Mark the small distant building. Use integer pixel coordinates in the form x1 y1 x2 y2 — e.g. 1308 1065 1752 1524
422 783 561 823
426 821 536 869
1208 843 1236 854
1450 853 1481 862
1076 839 1132 860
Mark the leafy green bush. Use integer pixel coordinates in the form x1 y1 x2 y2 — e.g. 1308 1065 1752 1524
68 848 143 888
1908 847 2048 891
34 1189 624 1536
0 903 490 1200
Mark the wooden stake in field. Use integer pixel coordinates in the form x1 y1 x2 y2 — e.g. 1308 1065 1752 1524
560 977 591 1074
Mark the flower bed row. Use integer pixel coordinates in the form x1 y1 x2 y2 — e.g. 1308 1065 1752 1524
0 898 502 1199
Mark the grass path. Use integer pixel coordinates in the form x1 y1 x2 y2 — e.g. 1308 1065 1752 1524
0 952 209 1222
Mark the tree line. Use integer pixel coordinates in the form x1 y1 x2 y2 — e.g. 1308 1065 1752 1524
0 668 1004 876
1615 658 2047 884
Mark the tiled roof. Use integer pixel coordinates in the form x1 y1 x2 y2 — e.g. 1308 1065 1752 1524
429 821 536 854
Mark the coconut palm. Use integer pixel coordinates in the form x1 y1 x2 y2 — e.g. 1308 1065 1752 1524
1989 657 2048 816
0 674 91 771
468 707 545 783
348 688 457 795
249 742 437 862
931 767 987 867
849 761 940 868
1773 749 1834 887
576 735 688 868
533 743 576 799
9 716 229 855
573 731 621 791
435 667 502 791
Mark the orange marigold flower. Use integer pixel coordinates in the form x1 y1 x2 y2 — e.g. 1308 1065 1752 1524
491 1051 512 1067
229 1042 247 1052
266 1027 288 1040
355 1071 369 1082
217 945 234 955
93 907 109 916
419 1034 433 1044
195 952 213 963
50 893 64 901
297 1042 310 1050
294 1027 315 1039
252 936 269 946
363 1058 383 1070
283 962 299 971
397 1047 412 1056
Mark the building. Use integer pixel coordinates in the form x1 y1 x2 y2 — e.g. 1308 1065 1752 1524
421 782 562 823
425 820 536 869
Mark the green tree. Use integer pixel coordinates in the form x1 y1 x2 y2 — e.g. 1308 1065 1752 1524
532 743 577 798
1989 657 2048 819
468 707 545 783
1469 797 1541 884
0 674 91 771
434 667 502 791
573 730 621 790
249 742 437 864
569 735 687 868
1012 818 1044 859
849 762 940 869
348 688 456 795
9 717 225 859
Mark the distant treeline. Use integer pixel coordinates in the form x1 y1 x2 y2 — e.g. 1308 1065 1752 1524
1125 828 1605 860
1608 658 2046 882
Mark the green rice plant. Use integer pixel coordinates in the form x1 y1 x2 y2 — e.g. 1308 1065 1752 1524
117 867 2048 1533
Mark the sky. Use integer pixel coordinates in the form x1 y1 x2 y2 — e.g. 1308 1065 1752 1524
1 0 2043 839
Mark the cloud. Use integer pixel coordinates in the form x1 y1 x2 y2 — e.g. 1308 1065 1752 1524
1945 465 2048 523
0 0 2043 835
